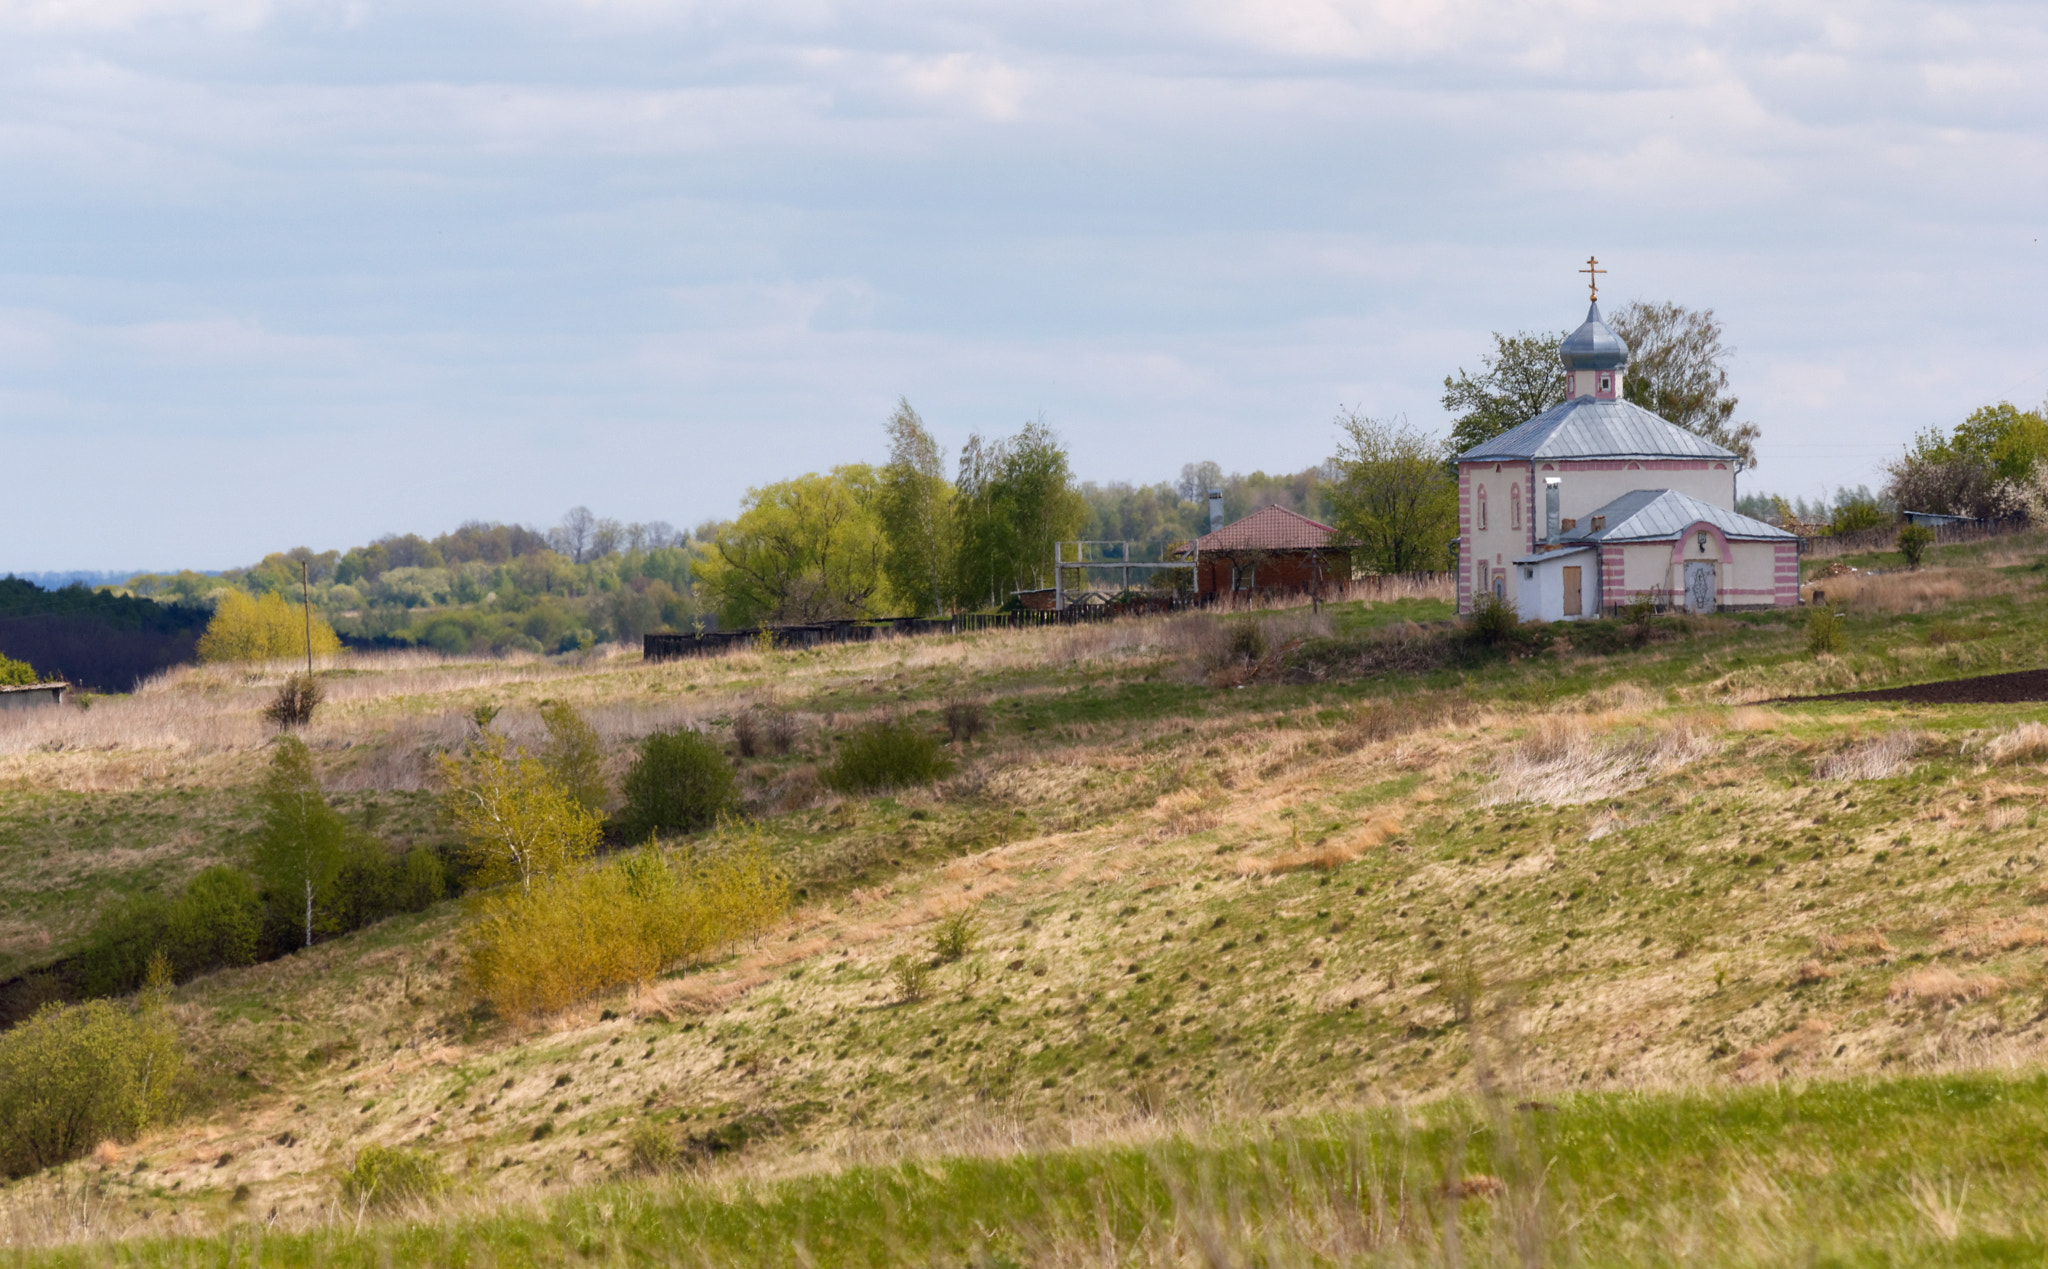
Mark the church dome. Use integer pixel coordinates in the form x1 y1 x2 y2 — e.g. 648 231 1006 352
1558 301 1629 371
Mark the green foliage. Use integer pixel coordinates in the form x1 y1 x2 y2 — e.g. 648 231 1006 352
695 467 890 627
824 720 954 793
879 399 960 617
252 735 350 949
439 732 604 893
1324 410 1458 574
1827 491 1892 535
1619 592 1657 627
0 654 36 686
1610 301 1761 471
262 672 324 728
165 866 261 979
0 994 182 1178
340 1145 446 1211
330 839 446 932
618 728 738 840
889 954 932 1003
1226 621 1267 665
198 590 342 663
1466 592 1521 646
930 910 981 965
954 420 1088 610
537 700 608 814
1898 523 1935 569
1441 329 1569 455
1886 401 2048 517
1807 605 1846 657
463 841 788 1018
626 1121 684 1174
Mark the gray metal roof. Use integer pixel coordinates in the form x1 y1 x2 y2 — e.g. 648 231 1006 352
1456 396 1737 463
1558 301 1629 371
1562 489 1797 544
1510 543 1597 565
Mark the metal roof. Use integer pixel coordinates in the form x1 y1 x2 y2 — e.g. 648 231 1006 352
1190 505 1341 552
1456 396 1737 463
1558 301 1629 371
1562 489 1797 544
1510 543 1598 565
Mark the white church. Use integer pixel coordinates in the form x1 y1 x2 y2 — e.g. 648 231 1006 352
1455 283 1799 620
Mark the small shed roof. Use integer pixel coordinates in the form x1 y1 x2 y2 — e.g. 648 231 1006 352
1511 543 1598 565
1189 505 1342 553
1563 489 1797 544
1456 397 1736 463
0 681 67 694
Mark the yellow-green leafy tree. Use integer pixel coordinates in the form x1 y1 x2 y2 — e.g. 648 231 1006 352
438 733 602 893
197 590 342 663
694 466 890 627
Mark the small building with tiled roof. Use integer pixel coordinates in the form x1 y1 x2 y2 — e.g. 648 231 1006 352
1458 291 1796 618
1183 505 1349 599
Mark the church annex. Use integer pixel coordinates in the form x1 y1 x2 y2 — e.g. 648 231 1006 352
1454 279 1798 619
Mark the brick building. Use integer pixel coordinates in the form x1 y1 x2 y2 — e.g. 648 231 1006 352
1185 505 1349 599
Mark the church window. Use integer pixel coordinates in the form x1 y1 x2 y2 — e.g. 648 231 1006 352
1511 485 1521 530
1600 374 1611 393
1478 487 1488 530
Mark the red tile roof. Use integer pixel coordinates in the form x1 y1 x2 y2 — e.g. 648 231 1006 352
1190 505 1342 552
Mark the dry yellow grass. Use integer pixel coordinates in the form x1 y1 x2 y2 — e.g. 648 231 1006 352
1986 722 2048 766
1888 968 2007 1006
1816 568 2019 614
1813 730 1920 781
1482 716 1716 807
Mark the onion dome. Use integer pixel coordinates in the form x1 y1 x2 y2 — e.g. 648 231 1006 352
1558 301 1629 372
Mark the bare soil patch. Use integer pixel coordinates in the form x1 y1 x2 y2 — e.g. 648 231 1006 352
1780 668 2048 706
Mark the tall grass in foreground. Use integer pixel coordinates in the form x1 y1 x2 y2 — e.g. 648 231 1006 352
22 1073 2048 1265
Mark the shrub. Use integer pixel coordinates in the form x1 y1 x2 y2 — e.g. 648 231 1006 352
0 993 182 1178
732 707 797 758
261 673 323 728
1467 592 1519 646
79 867 261 995
626 1121 682 1174
339 1145 446 1212
1619 592 1656 627
824 720 954 793
942 700 988 744
1226 621 1267 664
618 729 738 840
1807 605 1846 657
0 654 36 686
931 910 981 964
463 841 788 1019
1897 523 1935 569
440 733 604 892
890 955 932 1003
253 735 349 949
538 700 608 814
197 590 342 664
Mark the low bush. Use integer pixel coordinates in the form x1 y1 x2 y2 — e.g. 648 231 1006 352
931 910 981 964
340 1145 446 1212
1226 622 1268 665
0 654 36 686
1897 523 1935 570
79 866 262 996
261 672 323 728
733 707 798 758
626 1121 683 1174
942 700 988 744
890 955 932 1003
1807 605 1846 657
825 720 954 793
538 700 609 814
1466 593 1520 646
463 840 788 1019
0 992 182 1178
330 841 448 934
618 729 738 840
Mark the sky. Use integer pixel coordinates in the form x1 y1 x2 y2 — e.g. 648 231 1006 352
1 0 2044 571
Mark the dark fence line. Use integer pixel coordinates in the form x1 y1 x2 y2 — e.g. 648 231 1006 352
1802 515 2031 560
643 573 1453 662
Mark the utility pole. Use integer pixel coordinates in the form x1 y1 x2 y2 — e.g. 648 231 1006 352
301 561 314 676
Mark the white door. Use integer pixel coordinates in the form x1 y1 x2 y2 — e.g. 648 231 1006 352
1685 561 1716 614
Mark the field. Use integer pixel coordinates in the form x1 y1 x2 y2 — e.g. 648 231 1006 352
4 536 2048 1264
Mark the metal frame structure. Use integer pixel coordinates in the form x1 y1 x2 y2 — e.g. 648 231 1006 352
1052 541 1194 612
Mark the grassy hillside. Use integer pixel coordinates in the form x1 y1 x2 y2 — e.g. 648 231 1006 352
2 534 2048 1263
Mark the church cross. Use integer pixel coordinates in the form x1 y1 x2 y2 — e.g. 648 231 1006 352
1579 255 1606 301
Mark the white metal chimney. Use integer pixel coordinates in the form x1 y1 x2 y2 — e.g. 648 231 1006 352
1207 490 1225 532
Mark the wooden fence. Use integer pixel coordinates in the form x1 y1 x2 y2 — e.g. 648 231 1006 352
1801 516 2031 560
643 573 1453 662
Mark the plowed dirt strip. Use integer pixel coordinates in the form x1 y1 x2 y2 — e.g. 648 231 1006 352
1780 668 2048 705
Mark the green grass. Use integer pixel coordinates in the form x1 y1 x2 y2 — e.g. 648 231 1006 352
30 1073 2048 1266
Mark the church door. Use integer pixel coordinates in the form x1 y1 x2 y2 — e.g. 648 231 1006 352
1685 561 1716 615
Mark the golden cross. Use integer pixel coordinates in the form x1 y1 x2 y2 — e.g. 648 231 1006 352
1579 255 1606 301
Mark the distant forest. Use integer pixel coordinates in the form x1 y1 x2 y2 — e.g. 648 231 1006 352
0 579 211 692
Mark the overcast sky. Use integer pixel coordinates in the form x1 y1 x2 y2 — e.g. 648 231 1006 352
1 0 2043 570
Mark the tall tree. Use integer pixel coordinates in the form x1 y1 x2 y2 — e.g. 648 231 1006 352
250 735 348 950
954 421 1087 608
1609 301 1762 471
437 733 602 894
1441 331 1569 456
878 399 958 616
1323 411 1459 574
694 467 888 626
